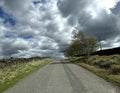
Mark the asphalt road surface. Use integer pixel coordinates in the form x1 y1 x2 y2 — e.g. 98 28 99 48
4 61 120 93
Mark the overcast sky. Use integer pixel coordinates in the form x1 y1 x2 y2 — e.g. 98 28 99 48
0 0 120 59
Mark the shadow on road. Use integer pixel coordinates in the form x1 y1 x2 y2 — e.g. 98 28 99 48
50 61 72 65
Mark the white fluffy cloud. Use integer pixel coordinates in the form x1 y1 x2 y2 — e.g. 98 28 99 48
0 0 120 58
0 0 72 59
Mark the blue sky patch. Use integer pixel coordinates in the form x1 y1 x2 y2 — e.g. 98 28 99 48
0 7 16 26
33 0 46 5
19 35 33 39
33 1 41 4
4 34 14 38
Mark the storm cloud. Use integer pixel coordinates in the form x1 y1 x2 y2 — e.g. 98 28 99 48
57 0 120 49
0 0 120 58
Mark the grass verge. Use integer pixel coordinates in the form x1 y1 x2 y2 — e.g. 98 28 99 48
0 58 53 93
75 62 120 86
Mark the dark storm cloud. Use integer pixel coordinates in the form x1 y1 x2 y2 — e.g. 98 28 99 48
111 1 120 14
57 0 93 27
0 0 119 59
83 11 119 40
57 0 90 17
3 0 31 11
0 39 28 56
57 0 120 43
67 15 78 26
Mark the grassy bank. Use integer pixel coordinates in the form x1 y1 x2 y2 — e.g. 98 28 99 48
0 58 53 93
68 55 120 86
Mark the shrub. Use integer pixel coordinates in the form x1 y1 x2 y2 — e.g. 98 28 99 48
99 61 111 69
87 56 99 65
109 65 120 74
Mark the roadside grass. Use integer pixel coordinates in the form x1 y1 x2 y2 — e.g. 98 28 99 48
77 63 120 86
0 58 53 93
67 55 120 86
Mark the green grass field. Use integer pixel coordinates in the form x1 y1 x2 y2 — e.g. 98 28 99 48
68 55 120 86
0 58 53 93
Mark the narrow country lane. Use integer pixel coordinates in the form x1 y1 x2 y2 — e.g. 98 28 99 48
3 61 120 93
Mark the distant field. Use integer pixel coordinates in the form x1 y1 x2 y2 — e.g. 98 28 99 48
0 58 53 93
68 55 120 86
